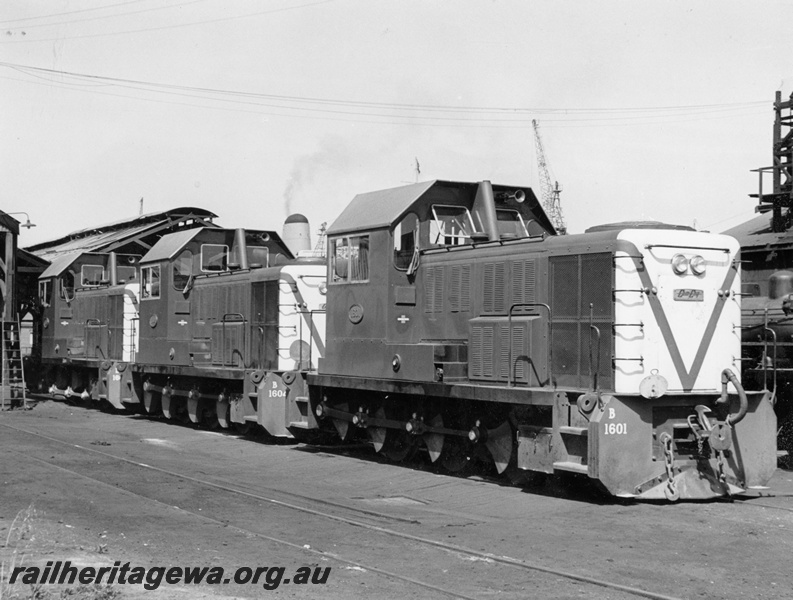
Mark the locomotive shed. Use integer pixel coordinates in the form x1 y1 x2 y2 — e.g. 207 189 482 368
1 400 792 600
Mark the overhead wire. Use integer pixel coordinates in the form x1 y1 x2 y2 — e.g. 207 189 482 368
0 0 337 43
0 0 209 31
0 0 150 24
0 61 769 128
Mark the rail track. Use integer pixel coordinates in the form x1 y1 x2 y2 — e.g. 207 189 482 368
1 418 686 600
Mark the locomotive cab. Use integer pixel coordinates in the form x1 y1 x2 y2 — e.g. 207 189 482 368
320 180 554 382
135 225 326 436
39 251 142 406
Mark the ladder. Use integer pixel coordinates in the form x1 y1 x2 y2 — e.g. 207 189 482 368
1 315 26 409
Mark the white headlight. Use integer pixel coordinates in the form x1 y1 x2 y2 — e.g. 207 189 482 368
690 255 706 276
671 254 689 275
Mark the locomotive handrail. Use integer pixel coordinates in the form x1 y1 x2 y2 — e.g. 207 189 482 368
589 324 601 392
644 244 731 253
507 303 552 388
221 313 245 322
587 303 602 391
762 308 778 397
219 313 246 368
307 309 326 370
612 356 643 367
719 369 749 426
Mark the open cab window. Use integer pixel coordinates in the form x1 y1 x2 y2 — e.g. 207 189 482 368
393 212 418 270
141 265 161 299
59 271 74 301
81 264 105 287
201 244 229 272
495 209 529 239
430 205 476 246
39 280 52 307
330 236 369 283
172 250 193 291
246 246 269 269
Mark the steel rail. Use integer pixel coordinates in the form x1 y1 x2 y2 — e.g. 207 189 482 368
1 421 686 600
6 447 476 600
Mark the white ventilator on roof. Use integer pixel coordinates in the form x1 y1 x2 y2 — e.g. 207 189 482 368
282 214 311 255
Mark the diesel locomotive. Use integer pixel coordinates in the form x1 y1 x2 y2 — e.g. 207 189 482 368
34 180 777 501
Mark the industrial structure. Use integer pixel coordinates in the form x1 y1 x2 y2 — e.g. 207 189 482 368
532 119 566 234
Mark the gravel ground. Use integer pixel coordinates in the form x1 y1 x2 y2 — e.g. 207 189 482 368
2 400 792 600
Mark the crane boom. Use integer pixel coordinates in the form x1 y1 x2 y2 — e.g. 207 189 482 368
532 119 566 234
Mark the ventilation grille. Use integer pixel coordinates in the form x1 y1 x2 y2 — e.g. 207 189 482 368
483 262 506 313
211 322 246 367
195 283 247 321
469 317 534 383
511 259 536 307
424 266 445 313
449 264 471 312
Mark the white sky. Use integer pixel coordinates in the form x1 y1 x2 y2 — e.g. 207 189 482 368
1 0 791 248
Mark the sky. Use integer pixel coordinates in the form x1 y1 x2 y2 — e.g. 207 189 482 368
1 0 791 249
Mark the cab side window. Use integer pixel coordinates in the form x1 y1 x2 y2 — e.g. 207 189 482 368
430 205 475 246
141 265 161 299
393 213 418 270
330 236 369 283
201 244 228 272
81 265 105 287
172 250 193 291
60 271 75 301
39 279 52 307
495 209 529 238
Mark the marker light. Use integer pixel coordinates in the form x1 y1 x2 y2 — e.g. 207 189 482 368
690 255 706 276
671 254 689 275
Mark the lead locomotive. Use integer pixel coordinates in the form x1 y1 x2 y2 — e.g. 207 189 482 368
37 181 777 501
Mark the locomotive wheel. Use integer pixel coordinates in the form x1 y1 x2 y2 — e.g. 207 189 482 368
331 403 352 441
382 431 417 462
440 439 471 474
143 386 161 415
424 413 444 463
216 398 230 429
187 396 201 424
368 407 387 453
484 421 514 475
381 406 417 462
232 421 254 435
161 391 174 419
201 404 219 430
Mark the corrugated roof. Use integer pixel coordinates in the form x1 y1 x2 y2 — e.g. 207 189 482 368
328 181 437 234
140 228 204 264
26 206 218 262
722 214 793 249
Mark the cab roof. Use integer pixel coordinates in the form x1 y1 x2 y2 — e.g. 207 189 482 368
327 180 554 236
